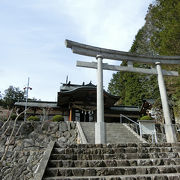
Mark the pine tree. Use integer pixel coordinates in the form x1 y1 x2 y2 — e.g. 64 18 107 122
150 0 180 117
108 5 159 106
108 0 180 117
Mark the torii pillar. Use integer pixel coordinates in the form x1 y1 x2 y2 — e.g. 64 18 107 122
156 62 177 142
95 55 106 144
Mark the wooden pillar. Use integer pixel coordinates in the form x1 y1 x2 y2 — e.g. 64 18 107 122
85 111 89 122
80 111 84 122
33 108 36 116
69 107 72 121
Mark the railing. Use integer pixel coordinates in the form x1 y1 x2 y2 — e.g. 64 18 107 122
120 114 158 143
120 114 139 134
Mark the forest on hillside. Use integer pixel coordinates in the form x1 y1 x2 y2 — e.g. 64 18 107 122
108 0 180 118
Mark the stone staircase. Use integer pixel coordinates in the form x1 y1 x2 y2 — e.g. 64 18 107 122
80 122 143 144
42 142 180 179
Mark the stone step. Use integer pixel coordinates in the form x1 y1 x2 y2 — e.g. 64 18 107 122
80 122 143 144
54 142 180 148
105 133 137 135
52 147 174 154
43 173 180 180
43 142 180 179
50 152 179 160
106 128 133 131
106 128 132 130
106 136 139 139
44 165 180 177
47 158 180 168
105 139 141 143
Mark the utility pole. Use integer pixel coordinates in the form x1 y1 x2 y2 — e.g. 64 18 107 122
24 77 32 121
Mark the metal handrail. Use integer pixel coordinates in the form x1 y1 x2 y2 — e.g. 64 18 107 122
120 114 156 142
120 114 158 143
120 114 139 135
120 114 139 126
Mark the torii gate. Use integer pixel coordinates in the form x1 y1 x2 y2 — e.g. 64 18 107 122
65 39 180 144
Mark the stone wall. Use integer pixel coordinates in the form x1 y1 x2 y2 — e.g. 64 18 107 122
0 120 77 180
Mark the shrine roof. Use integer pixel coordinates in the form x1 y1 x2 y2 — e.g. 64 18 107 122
140 99 155 114
60 81 96 92
110 106 140 112
15 101 58 108
58 82 120 107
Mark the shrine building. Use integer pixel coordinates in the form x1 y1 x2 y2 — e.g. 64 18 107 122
15 82 140 122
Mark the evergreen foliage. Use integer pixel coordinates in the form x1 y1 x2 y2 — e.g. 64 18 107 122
150 0 180 117
108 0 180 117
3 86 24 109
150 0 180 56
0 86 38 110
108 5 160 106
108 68 159 106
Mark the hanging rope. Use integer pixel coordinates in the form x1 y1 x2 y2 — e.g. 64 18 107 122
72 104 96 112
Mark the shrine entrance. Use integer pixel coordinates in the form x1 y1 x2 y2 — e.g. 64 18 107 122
65 39 180 144
74 109 95 122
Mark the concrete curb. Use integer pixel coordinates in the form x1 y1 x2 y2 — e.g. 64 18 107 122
76 122 88 144
34 140 55 180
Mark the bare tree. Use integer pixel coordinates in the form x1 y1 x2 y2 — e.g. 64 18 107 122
0 108 29 163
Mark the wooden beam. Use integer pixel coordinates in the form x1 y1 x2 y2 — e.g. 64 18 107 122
76 61 179 76
65 39 180 65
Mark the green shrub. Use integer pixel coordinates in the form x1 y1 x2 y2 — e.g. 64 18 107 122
52 115 64 122
27 116 40 121
140 115 152 120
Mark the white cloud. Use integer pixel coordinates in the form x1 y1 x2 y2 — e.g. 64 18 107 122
60 0 152 49
0 0 153 100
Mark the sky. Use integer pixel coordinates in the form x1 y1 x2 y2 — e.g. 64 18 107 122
0 0 153 101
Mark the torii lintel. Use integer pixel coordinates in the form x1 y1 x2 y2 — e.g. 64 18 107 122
65 39 180 65
76 61 179 77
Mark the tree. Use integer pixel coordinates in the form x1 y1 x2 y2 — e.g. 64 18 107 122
149 0 180 117
108 0 180 114
108 5 160 106
108 68 159 106
130 4 157 56
150 0 180 56
3 86 24 109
